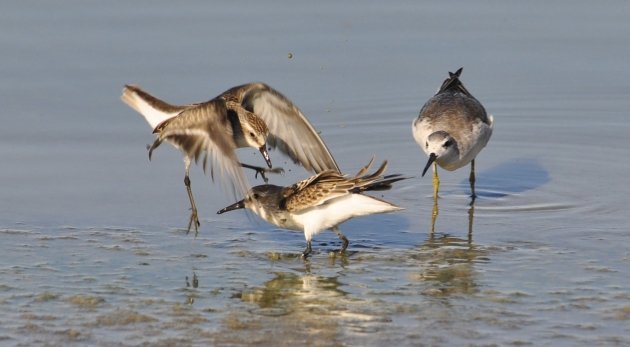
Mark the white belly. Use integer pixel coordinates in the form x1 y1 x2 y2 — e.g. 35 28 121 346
292 194 402 242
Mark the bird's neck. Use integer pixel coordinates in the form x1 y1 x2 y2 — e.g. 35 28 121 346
227 112 249 148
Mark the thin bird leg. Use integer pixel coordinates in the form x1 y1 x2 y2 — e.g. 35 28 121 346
430 194 439 234
469 159 477 203
240 163 284 183
302 240 313 259
183 158 200 236
331 226 349 253
432 162 440 199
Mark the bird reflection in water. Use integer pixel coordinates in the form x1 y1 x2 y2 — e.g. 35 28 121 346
186 272 199 288
185 271 199 305
429 190 475 238
211 271 359 345
238 272 347 311
417 194 486 296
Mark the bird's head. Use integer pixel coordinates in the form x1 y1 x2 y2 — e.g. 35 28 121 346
422 131 458 176
240 115 272 168
217 185 282 218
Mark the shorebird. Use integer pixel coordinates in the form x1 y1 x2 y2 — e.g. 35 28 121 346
217 159 407 258
412 67 493 201
121 82 339 235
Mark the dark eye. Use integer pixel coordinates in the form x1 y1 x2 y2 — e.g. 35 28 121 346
249 132 255 138
425 141 429 148
443 140 453 148
252 193 260 199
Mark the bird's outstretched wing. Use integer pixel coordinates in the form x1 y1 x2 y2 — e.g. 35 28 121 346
152 99 250 197
233 82 340 173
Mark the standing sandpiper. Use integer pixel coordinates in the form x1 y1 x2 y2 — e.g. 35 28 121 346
412 68 494 201
217 159 407 258
121 82 339 235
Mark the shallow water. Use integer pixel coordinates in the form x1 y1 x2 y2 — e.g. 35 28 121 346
1 1 630 346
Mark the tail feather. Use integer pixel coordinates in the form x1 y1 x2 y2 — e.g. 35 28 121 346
345 194 404 216
121 85 183 130
436 67 473 97
362 174 409 192
350 159 410 193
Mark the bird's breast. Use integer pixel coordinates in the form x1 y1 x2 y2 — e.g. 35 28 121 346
253 205 303 231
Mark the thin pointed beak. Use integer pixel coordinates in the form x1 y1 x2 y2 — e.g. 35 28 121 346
422 153 437 177
217 199 245 214
259 145 272 168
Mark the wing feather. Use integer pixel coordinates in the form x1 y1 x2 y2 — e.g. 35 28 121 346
156 100 250 196
238 83 340 173
283 159 402 212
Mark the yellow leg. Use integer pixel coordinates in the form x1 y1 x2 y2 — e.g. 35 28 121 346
430 162 440 234
430 194 439 234
432 162 440 199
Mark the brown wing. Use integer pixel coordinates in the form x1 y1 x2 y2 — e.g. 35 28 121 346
155 99 249 196
283 170 351 212
282 159 402 212
235 82 340 173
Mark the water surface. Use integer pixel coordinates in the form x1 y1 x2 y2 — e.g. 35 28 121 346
1 1 629 346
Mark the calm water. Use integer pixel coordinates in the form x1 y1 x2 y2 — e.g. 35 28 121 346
1 1 630 346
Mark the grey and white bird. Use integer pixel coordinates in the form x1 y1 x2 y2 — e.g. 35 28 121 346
121 82 339 234
217 159 407 258
412 68 493 200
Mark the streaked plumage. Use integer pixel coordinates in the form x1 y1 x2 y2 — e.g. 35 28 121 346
412 68 494 200
217 159 407 258
121 82 339 234
221 83 340 173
